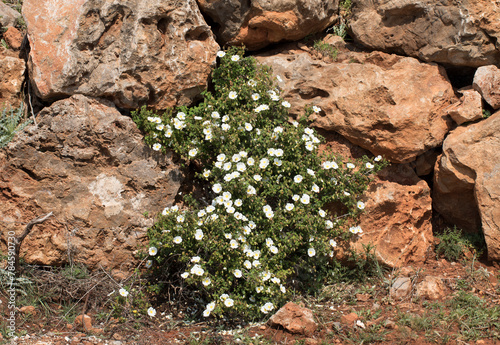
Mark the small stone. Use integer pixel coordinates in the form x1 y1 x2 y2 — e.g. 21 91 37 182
416 276 448 300
340 312 359 327
384 319 397 329
356 293 370 302
113 333 123 340
268 302 317 336
390 277 412 299
19 306 37 314
3 26 23 50
305 338 319 345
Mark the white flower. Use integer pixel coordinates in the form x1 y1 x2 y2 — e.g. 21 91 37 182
273 158 282 166
176 214 185 223
261 271 271 281
300 194 310 204
282 101 291 108
326 220 333 229
215 161 222 169
366 162 374 169
266 238 274 247
217 153 226 162
206 302 216 311
267 148 276 156
357 201 365 210
271 277 281 284
234 269 242 278
145 260 152 268
211 111 220 119
275 149 283 157
248 221 256 229
149 247 158 256
173 236 182 244
245 122 253 131
347 162 356 169
247 185 256 195
350 225 363 235
228 91 238 100
226 206 235 214
152 143 162 151
294 175 303 183
188 148 197 157
119 288 129 297
270 246 278 254
217 51 226 58
191 256 201 263
203 309 211 317
307 169 315 176
312 105 321 113
147 307 156 317
247 157 255 165
191 264 205 276
265 211 274 219
261 302 274 314
251 93 260 101
222 115 229 122
195 229 204 240
252 260 260 267
203 169 210 178
212 183 222 193
222 123 231 131
277 75 283 82
308 248 316 257
305 142 315 151
292 194 300 202
165 129 173 137
285 203 294 211
256 286 264 293
181 272 189 279
375 155 382 162
244 260 252 269
253 250 261 259
292 121 299 127
231 55 240 62
230 239 239 249
344 191 351 196
254 174 262 181
236 162 246 172
319 209 326 217
224 298 234 307
259 158 269 169
312 184 320 193
304 128 314 135
156 124 164 131
248 79 257 87
220 293 229 301
330 239 337 247
280 285 286 293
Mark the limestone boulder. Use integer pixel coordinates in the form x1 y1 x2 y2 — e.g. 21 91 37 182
350 0 500 67
0 50 25 108
197 0 338 50
268 302 317 336
473 65 500 110
22 0 219 110
257 50 456 163
354 165 434 268
0 2 21 28
0 95 182 275
433 112 500 261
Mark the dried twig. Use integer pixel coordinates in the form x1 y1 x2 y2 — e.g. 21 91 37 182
14 212 53 274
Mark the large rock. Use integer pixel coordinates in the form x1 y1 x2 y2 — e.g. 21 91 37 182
433 112 500 261
354 165 434 267
0 95 182 275
22 0 219 110
257 50 456 163
197 0 338 50
473 65 500 110
0 50 25 109
350 0 500 67
268 302 317 336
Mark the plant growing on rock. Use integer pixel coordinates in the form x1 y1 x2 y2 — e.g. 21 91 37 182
133 47 386 319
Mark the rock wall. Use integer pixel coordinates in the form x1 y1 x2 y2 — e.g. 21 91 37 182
0 0 499 271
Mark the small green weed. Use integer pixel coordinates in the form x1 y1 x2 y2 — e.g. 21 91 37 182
483 109 492 118
313 40 339 60
1 103 32 148
435 226 472 262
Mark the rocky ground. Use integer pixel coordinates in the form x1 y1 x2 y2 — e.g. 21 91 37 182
1 251 499 345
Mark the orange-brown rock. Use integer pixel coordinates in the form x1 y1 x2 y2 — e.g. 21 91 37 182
350 0 500 67
197 0 338 50
0 51 25 108
268 302 317 336
22 0 219 109
434 112 500 261
0 95 182 275
340 312 359 327
3 26 23 50
257 50 456 163
353 165 433 267
416 276 448 300
446 88 483 125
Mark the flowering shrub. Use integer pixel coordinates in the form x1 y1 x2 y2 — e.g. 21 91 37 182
132 47 386 319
